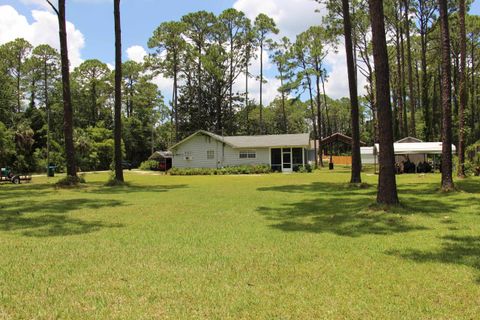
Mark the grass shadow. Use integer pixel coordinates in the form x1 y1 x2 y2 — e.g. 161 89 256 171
387 235 480 282
0 198 125 237
87 183 188 195
0 183 56 201
456 178 480 194
257 182 428 237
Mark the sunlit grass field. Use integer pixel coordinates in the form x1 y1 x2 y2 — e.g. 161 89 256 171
0 169 479 319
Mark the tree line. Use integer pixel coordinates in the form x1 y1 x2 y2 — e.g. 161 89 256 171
0 6 360 173
0 0 479 202
331 0 478 203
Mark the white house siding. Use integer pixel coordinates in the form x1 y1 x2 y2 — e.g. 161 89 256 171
222 145 270 166
172 134 221 168
172 133 270 168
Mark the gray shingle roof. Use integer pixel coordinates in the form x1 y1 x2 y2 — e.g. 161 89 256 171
224 133 310 148
170 130 310 149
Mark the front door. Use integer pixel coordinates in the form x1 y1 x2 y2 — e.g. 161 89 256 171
282 148 292 172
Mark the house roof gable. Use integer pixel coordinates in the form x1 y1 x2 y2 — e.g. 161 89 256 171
169 130 310 150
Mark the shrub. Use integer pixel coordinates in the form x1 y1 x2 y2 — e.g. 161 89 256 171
168 165 272 176
466 142 480 176
55 175 86 188
455 148 480 177
139 160 159 171
296 164 313 173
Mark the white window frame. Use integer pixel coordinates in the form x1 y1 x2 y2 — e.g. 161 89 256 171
239 150 256 159
207 150 215 160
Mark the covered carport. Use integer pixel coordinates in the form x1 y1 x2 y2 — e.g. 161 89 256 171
370 142 457 173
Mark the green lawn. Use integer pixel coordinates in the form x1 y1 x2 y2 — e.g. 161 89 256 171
0 169 479 319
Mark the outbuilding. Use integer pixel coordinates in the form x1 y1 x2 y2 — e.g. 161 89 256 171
374 142 457 166
148 151 173 171
362 141 457 173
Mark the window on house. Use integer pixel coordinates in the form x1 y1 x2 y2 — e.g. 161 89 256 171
207 150 214 159
239 150 256 159
184 151 192 160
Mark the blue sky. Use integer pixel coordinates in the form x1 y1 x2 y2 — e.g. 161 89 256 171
1 0 241 62
1 0 480 101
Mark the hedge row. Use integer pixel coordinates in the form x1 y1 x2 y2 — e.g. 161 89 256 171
169 165 272 176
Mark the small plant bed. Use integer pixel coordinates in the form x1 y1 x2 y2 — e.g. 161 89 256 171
169 165 272 175
55 175 86 188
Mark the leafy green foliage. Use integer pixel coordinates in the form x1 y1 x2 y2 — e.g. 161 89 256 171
139 160 160 171
0 121 15 166
169 164 271 175
55 174 86 187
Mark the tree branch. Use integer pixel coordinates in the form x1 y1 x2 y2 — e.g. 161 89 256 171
45 0 60 16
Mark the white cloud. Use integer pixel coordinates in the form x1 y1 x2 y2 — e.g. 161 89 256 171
19 0 112 9
233 0 325 39
125 44 174 99
323 41 368 100
126 45 147 63
233 0 370 100
151 75 174 101
19 0 51 10
0 5 85 67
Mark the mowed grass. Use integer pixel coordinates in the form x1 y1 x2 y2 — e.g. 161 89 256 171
0 169 479 319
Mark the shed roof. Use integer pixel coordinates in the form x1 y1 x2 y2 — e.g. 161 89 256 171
149 151 173 160
169 130 310 150
374 142 457 155
319 133 367 147
395 137 423 143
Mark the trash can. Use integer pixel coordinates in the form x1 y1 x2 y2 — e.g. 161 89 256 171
47 165 56 177
329 162 334 170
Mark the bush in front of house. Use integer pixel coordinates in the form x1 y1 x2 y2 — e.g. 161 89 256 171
296 164 313 173
139 160 159 171
168 165 272 176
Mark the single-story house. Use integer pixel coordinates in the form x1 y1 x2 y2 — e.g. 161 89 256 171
169 130 312 172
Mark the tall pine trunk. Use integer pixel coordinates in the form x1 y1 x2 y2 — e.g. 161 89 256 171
404 0 416 136
173 53 179 142
470 36 476 139
279 66 288 133
321 74 332 136
420 12 431 141
438 0 454 191
400 12 408 136
458 0 467 178
395 15 405 138
259 40 264 134
304 62 318 168
114 0 124 182
315 62 324 167
47 0 77 178
245 56 250 135
44 59 50 169
368 0 399 205
342 0 362 183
